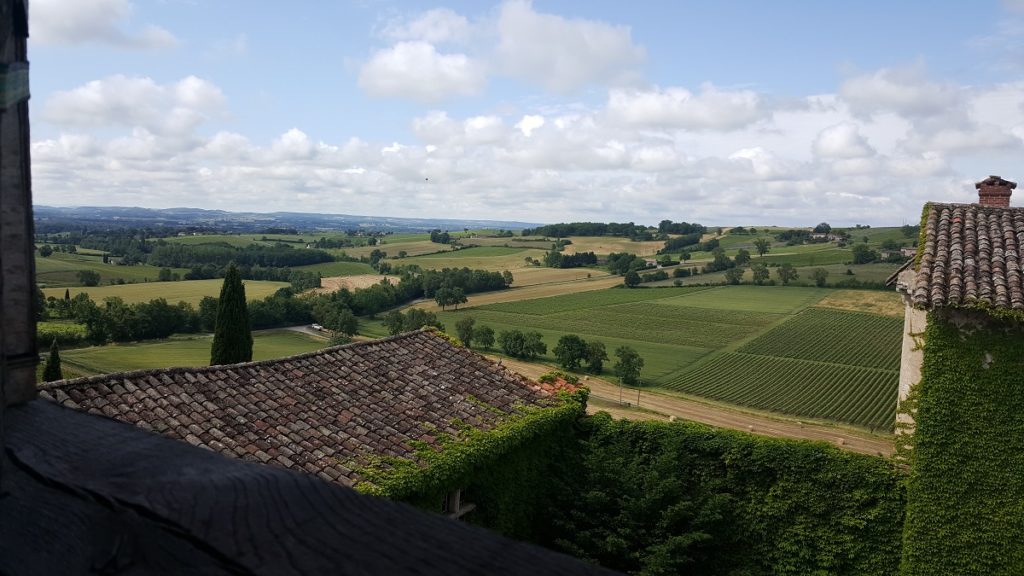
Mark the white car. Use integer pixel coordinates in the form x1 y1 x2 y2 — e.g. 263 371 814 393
311 323 324 331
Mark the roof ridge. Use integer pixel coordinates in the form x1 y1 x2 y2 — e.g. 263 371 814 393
39 329 443 391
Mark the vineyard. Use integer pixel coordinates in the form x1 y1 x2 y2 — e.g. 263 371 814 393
483 286 713 315
666 352 898 430
439 285 901 430
738 308 903 370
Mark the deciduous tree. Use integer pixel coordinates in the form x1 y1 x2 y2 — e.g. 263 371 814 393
585 340 608 374
624 270 641 288
554 334 588 370
753 238 771 258
776 263 799 286
474 325 495 349
455 316 476 347
813 268 829 287
614 346 644 386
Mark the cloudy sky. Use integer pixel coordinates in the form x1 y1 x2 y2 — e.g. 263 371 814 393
28 0 1024 226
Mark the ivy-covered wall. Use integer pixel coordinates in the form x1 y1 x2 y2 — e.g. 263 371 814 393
357 390 587 541
552 415 905 576
359 388 905 575
901 311 1024 576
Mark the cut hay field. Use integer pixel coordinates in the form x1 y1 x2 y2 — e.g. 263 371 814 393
556 236 663 256
60 330 327 376
437 285 900 431
36 253 187 287
43 279 289 306
507 266 610 287
292 260 376 276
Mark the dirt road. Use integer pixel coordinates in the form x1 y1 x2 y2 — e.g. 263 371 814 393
493 356 894 457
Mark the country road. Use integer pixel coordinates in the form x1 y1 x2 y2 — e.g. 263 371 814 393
492 356 895 457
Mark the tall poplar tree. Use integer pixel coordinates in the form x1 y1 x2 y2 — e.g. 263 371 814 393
43 339 63 382
210 264 253 365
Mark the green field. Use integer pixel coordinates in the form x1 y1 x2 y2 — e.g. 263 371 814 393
666 353 897 430
738 308 903 369
61 330 327 375
400 245 546 271
438 285 899 431
36 252 187 287
43 279 289 305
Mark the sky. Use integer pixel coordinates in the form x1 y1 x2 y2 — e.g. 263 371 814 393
27 0 1024 227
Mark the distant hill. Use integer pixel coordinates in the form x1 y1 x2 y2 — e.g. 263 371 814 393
33 205 540 233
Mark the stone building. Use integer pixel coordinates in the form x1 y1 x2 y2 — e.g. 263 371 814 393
890 175 1024 575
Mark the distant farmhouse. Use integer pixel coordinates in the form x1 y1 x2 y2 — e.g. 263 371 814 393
890 175 1024 575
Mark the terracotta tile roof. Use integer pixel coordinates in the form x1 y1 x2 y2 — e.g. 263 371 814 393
39 330 562 486
913 202 1024 310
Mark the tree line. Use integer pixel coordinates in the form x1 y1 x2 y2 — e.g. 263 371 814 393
522 222 650 239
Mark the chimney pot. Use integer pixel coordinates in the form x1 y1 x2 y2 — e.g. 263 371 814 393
975 175 1016 208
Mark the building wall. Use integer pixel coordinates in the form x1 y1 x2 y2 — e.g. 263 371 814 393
0 0 36 405
900 310 1024 575
895 267 926 432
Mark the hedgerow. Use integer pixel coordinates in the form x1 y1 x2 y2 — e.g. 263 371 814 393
551 415 905 575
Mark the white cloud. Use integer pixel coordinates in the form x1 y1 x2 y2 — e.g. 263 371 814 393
607 84 766 131
496 0 645 93
840 66 960 118
33 0 177 48
380 8 470 44
358 41 486 102
515 114 545 136
813 123 875 158
30 59 1024 226
270 129 315 160
43 75 225 137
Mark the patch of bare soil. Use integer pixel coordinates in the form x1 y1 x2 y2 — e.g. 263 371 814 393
312 274 398 294
816 290 905 317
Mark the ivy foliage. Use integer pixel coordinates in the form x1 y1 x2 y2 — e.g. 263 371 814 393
550 415 905 576
900 311 1024 575
358 389 904 575
356 390 588 540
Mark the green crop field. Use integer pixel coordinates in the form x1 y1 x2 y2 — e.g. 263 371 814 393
400 246 547 271
665 353 897 430
36 253 187 287
163 234 269 247
434 284 898 431
43 279 289 306
61 330 327 375
738 308 903 370
483 285 713 315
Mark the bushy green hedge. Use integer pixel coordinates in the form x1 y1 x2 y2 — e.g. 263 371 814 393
356 390 587 541
361 390 905 574
901 312 1024 575
36 321 88 347
551 415 905 576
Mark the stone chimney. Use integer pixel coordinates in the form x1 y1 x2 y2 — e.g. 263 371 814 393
975 175 1016 208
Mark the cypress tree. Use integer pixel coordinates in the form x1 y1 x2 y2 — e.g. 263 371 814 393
210 264 253 365
43 339 63 382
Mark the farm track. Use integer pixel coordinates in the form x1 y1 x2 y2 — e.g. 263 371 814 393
493 356 895 458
